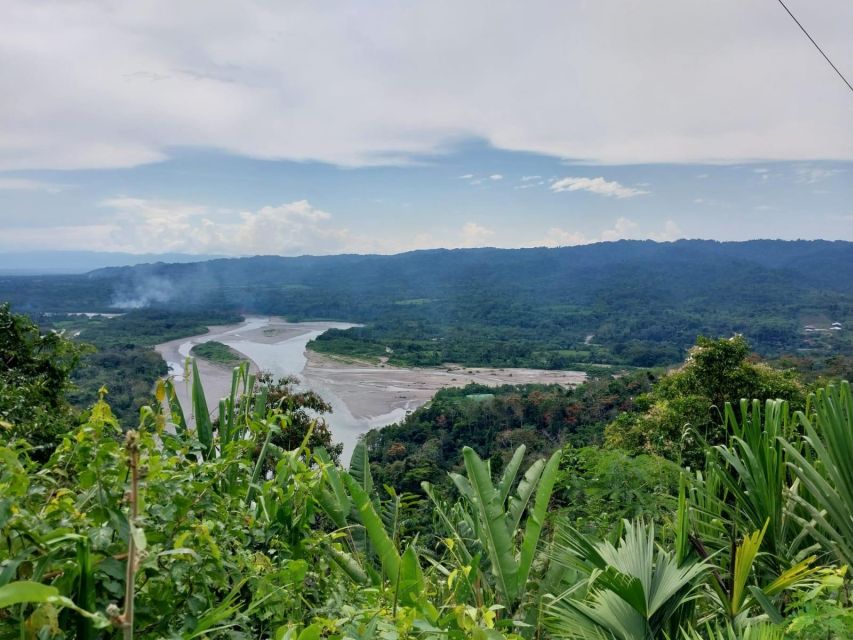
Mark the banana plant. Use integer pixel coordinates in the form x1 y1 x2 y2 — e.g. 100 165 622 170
315 442 433 616
423 445 561 614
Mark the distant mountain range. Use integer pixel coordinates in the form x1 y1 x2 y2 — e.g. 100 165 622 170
2 240 851 367
0 250 224 274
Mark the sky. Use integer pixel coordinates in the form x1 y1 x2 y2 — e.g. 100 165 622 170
0 0 851 257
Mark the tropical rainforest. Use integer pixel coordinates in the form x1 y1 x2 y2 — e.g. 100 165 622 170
1 241 852 371
2 285 853 638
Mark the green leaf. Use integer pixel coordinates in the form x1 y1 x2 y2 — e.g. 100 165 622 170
0 581 58 608
76 538 96 640
327 546 370 585
191 359 214 459
164 378 188 435
343 472 401 583
348 441 374 497
516 450 560 594
507 457 545 534
297 624 322 640
398 544 426 607
747 586 784 625
731 522 768 615
462 446 518 604
497 444 526 503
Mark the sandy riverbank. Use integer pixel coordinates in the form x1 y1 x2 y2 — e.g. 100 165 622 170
155 316 587 459
303 351 587 424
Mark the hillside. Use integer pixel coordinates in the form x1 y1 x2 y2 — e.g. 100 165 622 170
2 239 851 367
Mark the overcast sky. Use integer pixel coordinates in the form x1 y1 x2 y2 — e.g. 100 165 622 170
1 0 851 256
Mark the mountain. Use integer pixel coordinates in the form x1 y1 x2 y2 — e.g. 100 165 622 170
0 250 224 275
1 240 851 367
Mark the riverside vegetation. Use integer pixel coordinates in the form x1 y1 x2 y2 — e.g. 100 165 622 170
2 304 853 638
3 241 852 371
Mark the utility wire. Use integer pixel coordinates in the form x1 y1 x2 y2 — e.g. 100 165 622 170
775 0 853 94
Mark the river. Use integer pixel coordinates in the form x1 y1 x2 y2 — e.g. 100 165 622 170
155 316 587 461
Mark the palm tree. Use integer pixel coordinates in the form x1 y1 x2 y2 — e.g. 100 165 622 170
782 381 853 567
546 520 707 640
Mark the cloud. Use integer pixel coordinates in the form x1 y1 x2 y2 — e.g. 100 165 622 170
795 167 843 184
489 174 503 181
0 178 65 193
0 1 850 171
648 220 681 242
521 175 541 181
539 227 590 247
0 198 502 255
457 174 474 179
600 217 640 240
534 217 681 247
85 197 348 255
550 176 650 198
459 222 495 246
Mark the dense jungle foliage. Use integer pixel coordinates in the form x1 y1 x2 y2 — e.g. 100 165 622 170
2 307 853 638
36 310 242 424
2 241 851 369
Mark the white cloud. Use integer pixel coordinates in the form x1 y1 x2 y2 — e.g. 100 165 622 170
533 218 680 247
0 178 65 193
0 1 850 171
795 167 843 184
459 222 495 246
521 175 541 181
649 220 681 241
457 174 474 179
0 198 507 255
600 217 640 240
86 197 348 255
550 176 650 198
489 174 503 181
538 227 590 247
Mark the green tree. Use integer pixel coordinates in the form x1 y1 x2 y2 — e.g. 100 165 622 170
255 372 343 463
605 335 804 465
0 304 87 460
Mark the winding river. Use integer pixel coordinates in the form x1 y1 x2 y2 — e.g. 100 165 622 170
155 316 587 461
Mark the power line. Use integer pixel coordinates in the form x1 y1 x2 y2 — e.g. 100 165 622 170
774 0 853 94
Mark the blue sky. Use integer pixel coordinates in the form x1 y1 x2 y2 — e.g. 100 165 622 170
0 1 851 255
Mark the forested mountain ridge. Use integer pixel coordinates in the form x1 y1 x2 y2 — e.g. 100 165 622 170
1 239 851 368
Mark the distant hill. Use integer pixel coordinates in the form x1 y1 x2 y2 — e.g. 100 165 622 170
0 250 224 275
1 240 851 367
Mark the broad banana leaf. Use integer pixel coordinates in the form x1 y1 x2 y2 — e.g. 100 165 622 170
462 446 519 604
